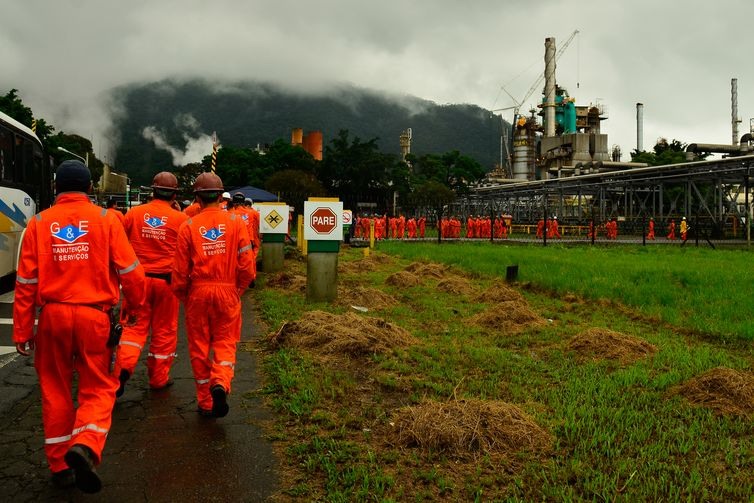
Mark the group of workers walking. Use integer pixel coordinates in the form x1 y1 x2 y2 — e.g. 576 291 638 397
12 160 258 494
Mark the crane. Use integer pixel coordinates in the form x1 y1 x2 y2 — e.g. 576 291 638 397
518 29 580 111
491 30 580 176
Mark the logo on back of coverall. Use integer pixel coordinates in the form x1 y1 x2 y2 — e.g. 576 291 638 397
50 221 90 262
142 213 168 240
200 224 226 256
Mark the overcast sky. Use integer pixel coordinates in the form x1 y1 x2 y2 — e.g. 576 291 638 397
2 0 752 164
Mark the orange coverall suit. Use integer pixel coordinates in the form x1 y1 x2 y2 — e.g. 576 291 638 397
119 199 188 388
171 208 256 411
13 193 145 473
107 207 125 227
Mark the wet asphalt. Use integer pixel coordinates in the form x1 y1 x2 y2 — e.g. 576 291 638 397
0 291 279 502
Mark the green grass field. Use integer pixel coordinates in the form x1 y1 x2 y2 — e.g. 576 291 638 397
254 242 754 501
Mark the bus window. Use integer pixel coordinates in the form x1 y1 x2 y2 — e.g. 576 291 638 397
22 136 34 184
0 126 11 181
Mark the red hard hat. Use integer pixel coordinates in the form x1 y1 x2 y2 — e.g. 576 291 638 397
193 172 224 193
151 171 178 190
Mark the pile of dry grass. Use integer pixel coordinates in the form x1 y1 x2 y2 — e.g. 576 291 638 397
339 254 392 274
436 276 476 296
471 301 545 334
269 310 417 356
672 367 754 418
403 262 448 279
337 285 397 310
385 270 422 288
264 271 306 293
567 328 657 364
389 399 552 459
473 284 524 303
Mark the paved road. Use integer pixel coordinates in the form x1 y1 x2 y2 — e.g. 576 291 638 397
0 291 279 502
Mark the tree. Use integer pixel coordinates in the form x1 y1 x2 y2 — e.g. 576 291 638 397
317 129 398 210
410 150 485 194
631 138 708 166
265 169 326 214
0 89 56 142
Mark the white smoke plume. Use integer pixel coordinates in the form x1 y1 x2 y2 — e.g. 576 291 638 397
141 114 217 166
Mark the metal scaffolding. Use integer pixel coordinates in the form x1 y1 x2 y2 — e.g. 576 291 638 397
459 154 754 240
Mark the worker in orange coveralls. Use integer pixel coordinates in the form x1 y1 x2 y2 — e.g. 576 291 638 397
667 219 676 240
536 217 545 239
680 217 688 241
231 193 261 261
13 160 145 493
466 215 474 238
106 199 125 226
647 217 655 240
407 217 417 238
551 216 561 239
184 197 201 217
116 172 188 396
171 172 256 418
418 216 426 238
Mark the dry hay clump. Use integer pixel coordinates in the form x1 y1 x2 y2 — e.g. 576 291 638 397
269 310 417 356
672 367 754 418
337 285 397 311
473 284 524 304
403 261 449 279
264 271 306 292
339 253 393 274
389 399 552 459
567 328 657 364
471 301 545 334
436 276 476 296
385 270 422 288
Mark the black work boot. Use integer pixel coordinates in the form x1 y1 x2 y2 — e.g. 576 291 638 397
50 468 75 489
64 444 102 494
211 385 229 418
115 369 130 398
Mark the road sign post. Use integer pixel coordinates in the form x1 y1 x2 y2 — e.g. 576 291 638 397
257 202 289 273
304 199 343 302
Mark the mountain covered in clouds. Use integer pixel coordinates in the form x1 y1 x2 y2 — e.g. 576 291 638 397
111 79 505 186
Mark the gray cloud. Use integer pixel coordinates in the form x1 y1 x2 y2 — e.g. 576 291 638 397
1 0 752 161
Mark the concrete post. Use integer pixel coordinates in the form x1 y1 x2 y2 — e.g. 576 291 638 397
261 241 284 272
306 252 338 302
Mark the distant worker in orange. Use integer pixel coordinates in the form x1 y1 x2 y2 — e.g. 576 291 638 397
106 198 125 226
116 171 188 396
407 217 417 238
647 217 655 240
171 172 256 418
232 193 260 262
551 216 561 239
466 215 474 238
13 160 145 493
680 217 688 241
184 196 201 217
667 219 676 240
536 217 545 239
418 215 426 238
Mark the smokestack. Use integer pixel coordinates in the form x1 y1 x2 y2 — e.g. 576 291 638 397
732 78 741 146
636 103 644 152
544 37 556 138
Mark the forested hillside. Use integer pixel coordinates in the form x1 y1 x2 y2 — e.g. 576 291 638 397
110 79 505 185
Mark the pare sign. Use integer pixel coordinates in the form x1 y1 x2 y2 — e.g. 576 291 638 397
304 200 343 240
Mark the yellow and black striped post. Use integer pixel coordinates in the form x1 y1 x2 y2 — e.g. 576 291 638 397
211 131 218 172
31 119 37 133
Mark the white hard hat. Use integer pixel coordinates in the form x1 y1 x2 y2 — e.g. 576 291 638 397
553 216 557 220
222 192 231 200
682 216 686 220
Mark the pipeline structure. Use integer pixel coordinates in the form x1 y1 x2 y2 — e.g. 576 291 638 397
462 36 754 240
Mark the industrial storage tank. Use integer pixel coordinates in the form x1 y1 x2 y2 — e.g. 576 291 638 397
512 116 536 180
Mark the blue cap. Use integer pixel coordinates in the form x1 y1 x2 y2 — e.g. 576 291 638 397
56 160 91 193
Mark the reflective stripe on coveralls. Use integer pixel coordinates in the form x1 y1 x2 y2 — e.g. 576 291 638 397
13 193 146 473
118 199 187 388
171 207 255 411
